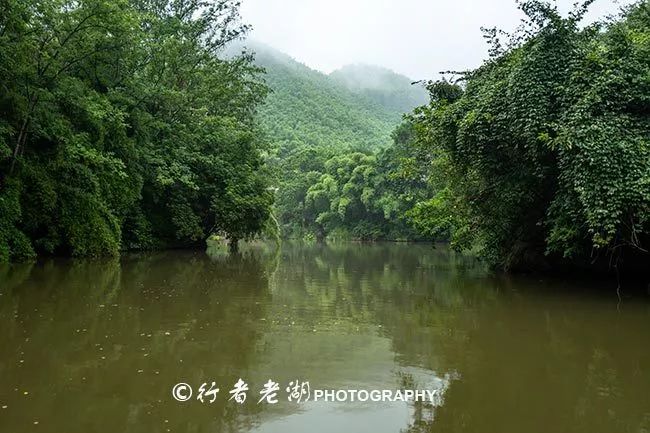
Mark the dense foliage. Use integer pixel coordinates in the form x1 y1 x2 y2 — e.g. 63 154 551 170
405 0 650 271
274 122 430 241
0 0 273 260
249 42 401 154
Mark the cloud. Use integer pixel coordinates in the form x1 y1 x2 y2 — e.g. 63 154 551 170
240 0 634 79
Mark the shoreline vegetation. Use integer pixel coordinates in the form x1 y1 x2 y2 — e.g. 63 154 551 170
1 1 649 279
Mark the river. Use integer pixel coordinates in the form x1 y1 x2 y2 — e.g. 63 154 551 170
1 242 648 433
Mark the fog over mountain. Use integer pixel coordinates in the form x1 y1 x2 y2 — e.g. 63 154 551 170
228 40 423 153
240 0 635 79
330 64 429 113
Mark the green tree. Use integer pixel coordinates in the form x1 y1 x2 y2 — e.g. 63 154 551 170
407 0 650 271
0 0 273 260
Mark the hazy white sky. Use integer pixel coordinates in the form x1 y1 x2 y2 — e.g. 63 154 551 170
240 0 633 79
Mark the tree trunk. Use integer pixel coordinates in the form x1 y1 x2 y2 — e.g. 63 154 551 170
10 95 38 175
9 116 30 174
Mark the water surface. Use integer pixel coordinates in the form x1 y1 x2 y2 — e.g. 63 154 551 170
1 243 649 433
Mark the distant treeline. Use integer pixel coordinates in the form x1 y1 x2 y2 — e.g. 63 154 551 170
0 0 272 260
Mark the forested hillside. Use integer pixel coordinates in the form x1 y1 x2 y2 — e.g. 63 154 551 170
242 42 429 240
249 42 403 153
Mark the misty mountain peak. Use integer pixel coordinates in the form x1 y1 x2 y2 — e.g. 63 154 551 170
330 63 429 113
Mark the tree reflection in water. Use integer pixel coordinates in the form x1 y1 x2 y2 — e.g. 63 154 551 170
1 243 648 433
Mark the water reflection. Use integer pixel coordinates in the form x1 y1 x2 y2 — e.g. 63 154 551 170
0 243 648 433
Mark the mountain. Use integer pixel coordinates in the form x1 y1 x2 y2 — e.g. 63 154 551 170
330 64 429 113
223 41 430 240
237 41 422 154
